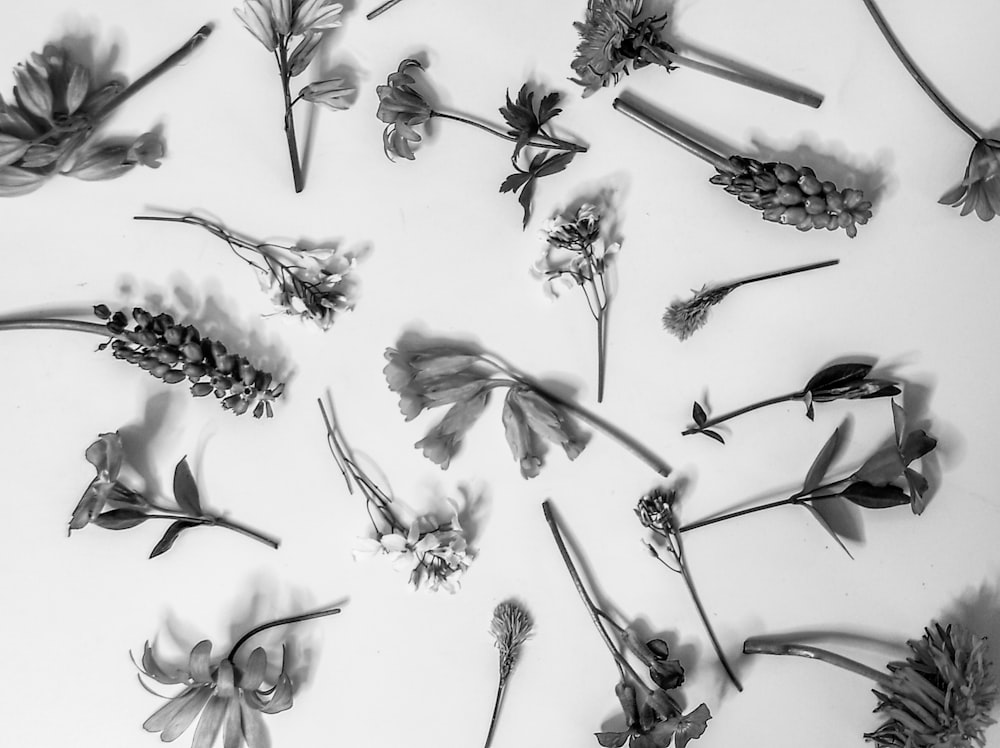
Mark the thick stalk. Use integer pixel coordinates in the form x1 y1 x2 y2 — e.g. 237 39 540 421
645 48 822 109
367 0 406 20
682 391 803 436
743 638 891 686
92 25 213 121
276 42 305 193
228 606 341 662
143 513 280 549
860 0 979 141
729 259 840 291
430 111 588 153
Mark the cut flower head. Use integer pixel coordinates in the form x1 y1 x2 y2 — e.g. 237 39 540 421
939 139 1000 221
376 58 432 160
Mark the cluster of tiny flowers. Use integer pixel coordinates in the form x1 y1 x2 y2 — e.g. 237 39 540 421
533 203 619 297
96 305 284 417
257 244 356 330
354 515 472 593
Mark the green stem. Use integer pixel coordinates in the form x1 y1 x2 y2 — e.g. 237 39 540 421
596 312 607 404
367 0 407 20
682 391 803 436
430 111 588 153
728 259 840 291
143 513 280 549
0 318 113 337
482 678 505 748
228 606 341 662
860 0 979 142
678 480 848 533
276 41 304 193
743 637 891 686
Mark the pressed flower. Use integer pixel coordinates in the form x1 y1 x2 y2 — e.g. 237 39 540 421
320 399 473 592
744 622 996 748
0 26 210 196
135 214 358 330
0 304 284 417
70 431 279 557
138 605 341 748
482 601 533 748
234 0 351 191
572 0 820 107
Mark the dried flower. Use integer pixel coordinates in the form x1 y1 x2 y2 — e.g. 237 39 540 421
376 60 586 226
572 0 820 107
483 601 533 748
534 202 620 400
544 500 711 748
235 0 352 191
135 214 358 330
0 26 210 196
138 605 341 748
382 337 671 478
744 622 996 748
663 259 838 341
70 431 279 556
685 361 900 443
320 399 473 592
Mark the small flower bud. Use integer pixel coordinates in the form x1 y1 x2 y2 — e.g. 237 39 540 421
162 370 186 384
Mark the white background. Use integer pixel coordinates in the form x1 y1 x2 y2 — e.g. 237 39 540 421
1 1 999 747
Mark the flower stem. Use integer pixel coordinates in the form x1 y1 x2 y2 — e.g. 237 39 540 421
682 391 803 436
645 47 822 109
228 606 342 662
596 311 607 403
860 0 979 141
678 481 846 533
0 318 114 337
133 214 260 254
482 679 506 748
613 96 736 174
367 0 407 20
143 514 280 550
276 41 305 193
743 637 891 686
92 24 213 121
728 259 840 291
430 111 588 153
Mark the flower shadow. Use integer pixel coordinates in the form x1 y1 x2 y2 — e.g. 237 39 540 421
117 390 182 500
301 59 361 185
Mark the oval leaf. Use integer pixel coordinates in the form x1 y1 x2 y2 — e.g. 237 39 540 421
692 401 707 427
93 508 148 530
150 520 198 559
173 457 202 515
841 481 910 509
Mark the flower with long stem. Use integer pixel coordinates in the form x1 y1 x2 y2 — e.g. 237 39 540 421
684 361 899 444
384 336 672 478
71 431 279 557
135 214 357 330
572 0 821 108
0 304 284 417
483 601 533 748
319 398 472 592
614 95 873 236
544 500 711 748
138 605 341 748
0 24 211 196
860 0 999 220
377 59 588 227
663 259 839 341
744 622 996 747
534 202 621 402
235 0 353 193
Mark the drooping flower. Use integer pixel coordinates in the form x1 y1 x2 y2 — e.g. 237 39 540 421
299 77 354 109
939 139 1000 221
376 59 432 161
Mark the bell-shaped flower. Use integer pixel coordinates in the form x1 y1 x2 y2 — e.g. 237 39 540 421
939 138 1000 221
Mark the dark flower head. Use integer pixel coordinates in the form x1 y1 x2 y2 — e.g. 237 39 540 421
635 487 677 535
939 138 1000 221
376 59 433 160
662 286 732 341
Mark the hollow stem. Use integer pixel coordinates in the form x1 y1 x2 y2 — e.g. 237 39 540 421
143 514 280 550
430 111 588 153
860 0 979 141
228 606 341 662
276 41 305 193
743 637 891 686
728 259 840 292
644 47 822 109
92 24 213 120
682 391 803 436
366 0 406 20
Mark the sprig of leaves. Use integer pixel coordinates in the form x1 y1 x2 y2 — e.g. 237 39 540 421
500 150 576 229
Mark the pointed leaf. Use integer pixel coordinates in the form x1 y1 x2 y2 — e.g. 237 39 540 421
701 429 725 445
173 457 202 515
498 171 530 194
534 150 575 178
841 481 910 509
92 508 148 530
517 175 537 228
692 401 707 427
803 427 842 494
537 91 562 125
150 520 198 559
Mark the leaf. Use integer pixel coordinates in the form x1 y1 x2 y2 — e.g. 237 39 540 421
700 429 725 445
804 362 872 394
841 481 910 509
596 731 630 748
498 171 530 194
150 520 198 559
517 174 537 228
803 427 842 494
891 400 906 445
900 429 937 464
536 91 562 125
172 457 202 515
534 150 575 178
905 468 930 516
692 402 707 427
92 508 148 530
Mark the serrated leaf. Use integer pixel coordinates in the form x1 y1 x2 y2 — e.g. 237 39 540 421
92 508 148 530
537 91 562 125
499 171 530 194
841 481 910 509
804 362 872 394
172 457 202 515
803 427 842 494
149 520 198 558
534 150 575 178
692 401 707 427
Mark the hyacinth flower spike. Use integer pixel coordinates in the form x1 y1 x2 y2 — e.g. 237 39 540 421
614 95 873 237
744 623 996 748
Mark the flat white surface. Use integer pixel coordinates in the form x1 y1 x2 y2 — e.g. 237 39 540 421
1 1 999 747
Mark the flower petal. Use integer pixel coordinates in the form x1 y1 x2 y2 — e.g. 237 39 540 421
222 695 242 748
160 686 213 741
240 700 268 748
188 640 213 684
239 647 268 690
191 695 226 748
143 686 199 733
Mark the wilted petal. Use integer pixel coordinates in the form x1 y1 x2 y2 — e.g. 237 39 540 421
64 63 90 114
141 641 190 684
127 132 165 168
0 133 30 167
64 143 133 181
13 64 53 122
257 672 294 713
222 694 243 748
501 390 541 478
84 431 123 477
0 165 48 196
293 0 343 33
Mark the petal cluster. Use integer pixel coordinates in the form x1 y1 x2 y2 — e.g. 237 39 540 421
533 203 619 298
256 244 357 330
235 0 342 51
939 138 1000 221
376 59 433 160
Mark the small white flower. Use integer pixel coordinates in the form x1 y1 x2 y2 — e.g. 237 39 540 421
256 244 356 330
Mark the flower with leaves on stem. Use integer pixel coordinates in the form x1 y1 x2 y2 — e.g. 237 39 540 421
383 335 672 479
376 59 588 227
679 401 937 555
571 0 821 108
534 202 621 402
319 398 472 592
135 214 357 331
684 361 900 444
482 601 533 748
70 431 279 558
0 24 211 196
138 605 341 748
0 304 284 417
663 259 838 341
861 0 999 220
544 500 711 748
744 622 996 748
613 95 873 236
234 0 353 192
